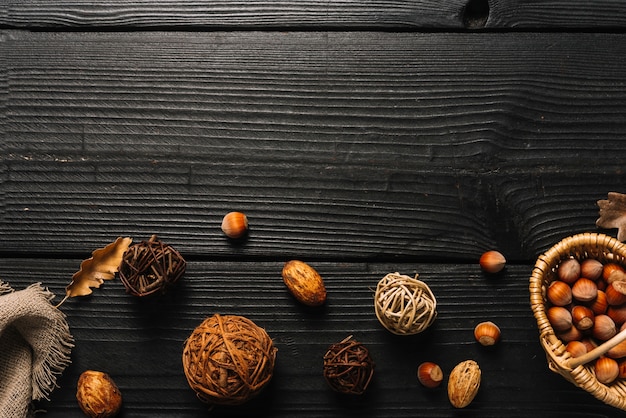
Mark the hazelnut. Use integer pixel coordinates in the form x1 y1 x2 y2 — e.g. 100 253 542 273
557 326 583 343
581 338 598 353
618 359 626 379
565 340 587 358
571 278 598 302
581 259 604 281
547 306 573 332
221 211 249 239
473 321 501 346
607 305 626 328
417 362 444 388
589 290 608 315
558 258 581 284
76 370 122 418
607 269 626 284
592 314 617 341
479 250 506 273
607 339 626 359
595 357 619 385
547 281 572 306
571 305 595 331
603 263 626 282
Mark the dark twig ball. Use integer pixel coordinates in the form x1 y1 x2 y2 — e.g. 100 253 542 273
323 335 374 395
118 235 186 297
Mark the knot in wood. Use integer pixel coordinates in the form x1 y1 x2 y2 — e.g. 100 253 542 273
374 272 437 335
182 314 277 406
323 335 374 395
118 235 186 297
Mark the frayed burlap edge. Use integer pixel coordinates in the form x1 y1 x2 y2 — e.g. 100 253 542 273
0 281 74 402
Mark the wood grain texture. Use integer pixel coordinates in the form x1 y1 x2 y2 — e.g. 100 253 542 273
1 3 626 416
0 258 618 417
2 31 626 260
2 0 626 29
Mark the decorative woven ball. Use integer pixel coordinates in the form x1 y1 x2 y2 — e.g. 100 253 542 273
323 335 374 395
374 272 437 335
118 234 186 297
182 314 277 406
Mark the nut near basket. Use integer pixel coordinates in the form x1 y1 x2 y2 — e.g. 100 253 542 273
530 232 626 410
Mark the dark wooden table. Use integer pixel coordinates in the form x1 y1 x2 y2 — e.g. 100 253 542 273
2 1 626 416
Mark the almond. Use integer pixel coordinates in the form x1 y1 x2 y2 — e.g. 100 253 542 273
281 260 327 306
447 360 481 408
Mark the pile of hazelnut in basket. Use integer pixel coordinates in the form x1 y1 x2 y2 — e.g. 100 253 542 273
547 257 626 384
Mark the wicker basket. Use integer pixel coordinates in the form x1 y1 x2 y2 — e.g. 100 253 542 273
530 232 626 410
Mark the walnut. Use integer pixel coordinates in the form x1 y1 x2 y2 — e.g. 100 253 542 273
76 370 122 418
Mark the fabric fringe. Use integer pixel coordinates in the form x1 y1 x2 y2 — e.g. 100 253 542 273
28 283 74 401
0 280 13 296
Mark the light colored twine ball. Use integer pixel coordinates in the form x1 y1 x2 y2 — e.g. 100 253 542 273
182 314 277 406
374 272 437 335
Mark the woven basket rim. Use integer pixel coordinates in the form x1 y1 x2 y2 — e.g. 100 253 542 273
530 232 626 410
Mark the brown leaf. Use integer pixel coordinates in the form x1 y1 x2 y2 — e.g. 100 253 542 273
66 237 133 298
597 192 626 241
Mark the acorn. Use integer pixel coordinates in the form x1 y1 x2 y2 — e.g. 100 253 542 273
479 250 506 274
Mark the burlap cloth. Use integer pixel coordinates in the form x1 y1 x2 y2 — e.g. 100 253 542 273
0 281 74 417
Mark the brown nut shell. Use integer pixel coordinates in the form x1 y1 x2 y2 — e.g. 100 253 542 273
581 259 604 281
473 321 501 346
547 281 572 306
221 211 249 239
479 250 506 273
447 360 481 408
282 260 327 306
558 258 581 284
76 370 122 418
417 362 444 388
595 357 619 385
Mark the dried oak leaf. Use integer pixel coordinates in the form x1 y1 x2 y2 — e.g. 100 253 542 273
597 192 626 241
66 237 133 298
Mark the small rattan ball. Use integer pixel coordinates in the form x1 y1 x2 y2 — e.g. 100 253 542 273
118 235 186 297
182 314 277 406
323 335 374 395
374 272 437 335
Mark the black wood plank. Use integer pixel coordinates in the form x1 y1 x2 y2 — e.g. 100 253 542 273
2 1 626 30
3 31 626 259
0 258 618 417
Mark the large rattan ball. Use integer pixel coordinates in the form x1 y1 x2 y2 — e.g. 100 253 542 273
323 335 374 395
182 314 277 406
374 272 437 335
118 235 186 297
